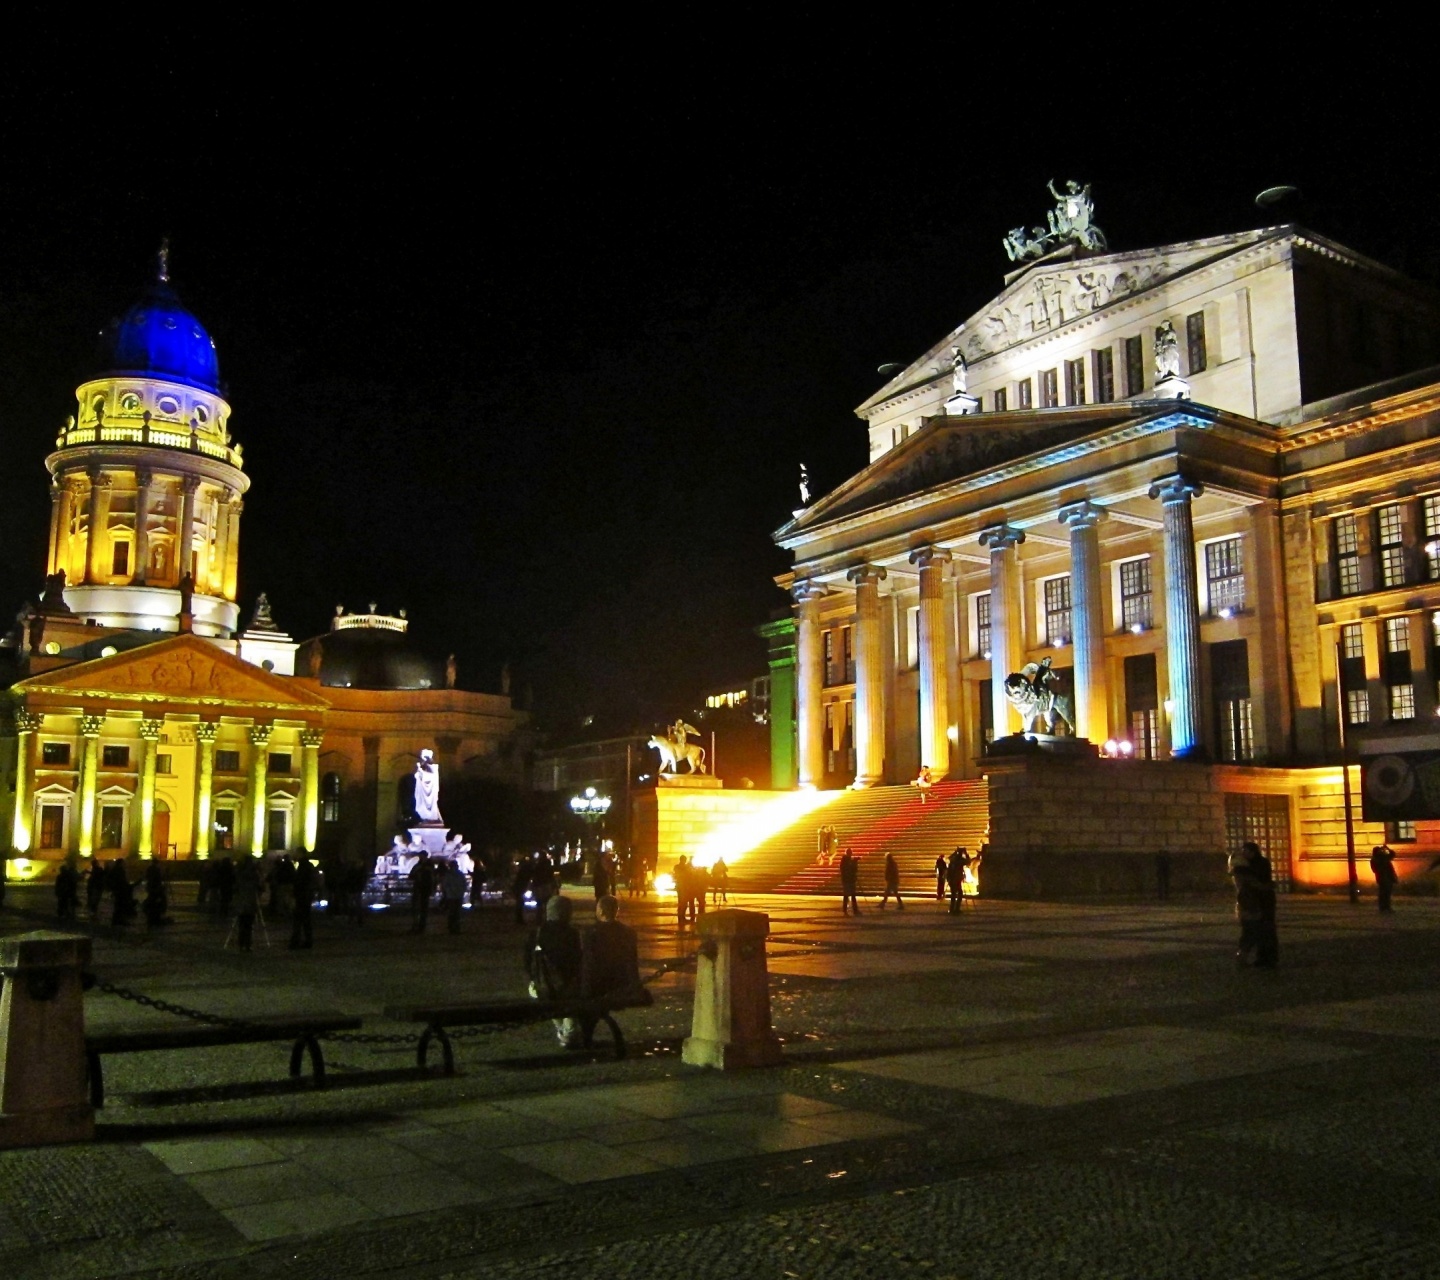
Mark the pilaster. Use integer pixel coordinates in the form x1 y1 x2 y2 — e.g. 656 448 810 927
177 476 200 585
10 710 40 853
133 471 153 585
77 714 105 858
192 722 218 858
136 719 163 858
248 723 273 856
84 472 112 586
301 730 324 853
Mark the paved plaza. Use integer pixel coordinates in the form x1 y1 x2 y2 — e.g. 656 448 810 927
4 882 1440 1277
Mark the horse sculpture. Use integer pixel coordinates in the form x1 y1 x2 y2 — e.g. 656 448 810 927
648 734 708 775
1003 657 1075 736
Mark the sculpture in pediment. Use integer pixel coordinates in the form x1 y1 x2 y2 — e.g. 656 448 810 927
1002 179 1108 263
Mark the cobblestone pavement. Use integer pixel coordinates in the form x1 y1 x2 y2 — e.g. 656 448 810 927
4 884 1440 1277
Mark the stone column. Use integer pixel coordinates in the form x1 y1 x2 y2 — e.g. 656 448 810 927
909 545 953 777
847 564 888 787
133 471 153 585
248 723 273 856
793 581 828 789
45 484 64 578
1058 500 1108 741
210 490 232 597
301 729 324 853
83 472 112 585
51 480 74 580
77 714 104 859
979 524 1027 736
136 718 163 858
177 476 200 585
1149 475 1206 757
224 499 244 600
10 711 39 854
192 722 218 858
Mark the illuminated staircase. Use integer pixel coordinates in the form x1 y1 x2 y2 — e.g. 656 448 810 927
727 780 989 895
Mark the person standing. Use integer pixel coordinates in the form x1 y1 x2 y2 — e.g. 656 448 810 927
880 852 903 909
234 855 262 952
290 856 316 949
441 859 468 934
55 858 80 922
85 858 106 917
839 848 862 915
934 853 948 901
1370 844 1398 912
409 852 435 934
214 855 236 921
593 849 611 900
710 856 729 904
946 848 969 916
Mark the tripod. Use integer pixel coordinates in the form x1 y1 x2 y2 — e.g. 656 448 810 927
223 904 271 950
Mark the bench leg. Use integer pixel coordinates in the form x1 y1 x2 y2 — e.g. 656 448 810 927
86 1049 105 1109
600 1014 627 1061
417 1023 454 1075
290 1034 327 1088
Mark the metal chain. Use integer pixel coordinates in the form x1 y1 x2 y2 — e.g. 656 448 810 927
96 980 258 1031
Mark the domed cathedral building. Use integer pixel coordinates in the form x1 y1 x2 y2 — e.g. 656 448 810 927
1 253 528 875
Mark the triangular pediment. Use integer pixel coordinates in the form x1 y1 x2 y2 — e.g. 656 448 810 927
13 634 330 710
856 227 1289 417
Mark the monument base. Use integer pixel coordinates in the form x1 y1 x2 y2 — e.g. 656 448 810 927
945 392 981 415
657 773 723 789
987 733 1098 760
0 1104 94 1150
407 824 451 856
1153 374 1191 400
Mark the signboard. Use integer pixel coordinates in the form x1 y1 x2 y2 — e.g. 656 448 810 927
1358 734 1440 822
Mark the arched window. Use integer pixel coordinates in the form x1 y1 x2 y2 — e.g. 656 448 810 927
321 772 341 823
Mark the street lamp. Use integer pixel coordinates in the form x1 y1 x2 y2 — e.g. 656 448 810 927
569 787 612 819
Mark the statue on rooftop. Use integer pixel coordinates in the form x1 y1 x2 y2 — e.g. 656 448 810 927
249 592 279 632
1154 321 1182 382
799 463 811 506
1002 180 1108 261
951 346 969 396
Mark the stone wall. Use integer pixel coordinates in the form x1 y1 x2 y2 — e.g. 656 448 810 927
632 786 794 869
983 755 1228 896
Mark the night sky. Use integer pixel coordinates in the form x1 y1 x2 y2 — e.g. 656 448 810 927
1 22 1433 737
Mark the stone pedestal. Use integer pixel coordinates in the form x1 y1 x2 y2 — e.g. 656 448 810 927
1152 374 1191 400
407 823 451 856
0 932 93 1149
683 909 783 1070
945 391 981 415
657 773 723 789
987 733 1099 760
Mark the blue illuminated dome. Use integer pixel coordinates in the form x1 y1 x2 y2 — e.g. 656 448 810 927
100 274 220 394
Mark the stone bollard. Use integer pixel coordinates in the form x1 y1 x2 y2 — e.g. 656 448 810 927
0 932 94 1148
682 908 783 1070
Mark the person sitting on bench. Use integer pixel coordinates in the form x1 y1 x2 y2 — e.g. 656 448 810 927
579 895 652 1048
526 894 582 1046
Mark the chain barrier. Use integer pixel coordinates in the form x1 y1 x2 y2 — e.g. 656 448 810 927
95 980 262 1031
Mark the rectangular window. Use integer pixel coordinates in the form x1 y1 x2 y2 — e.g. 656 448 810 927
111 541 130 575
1124 653 1159 760
975 592 992 658
41 742 71 766
102 745 130 768
1186 311 1208 374
1093 348 1115 403
266 808 288 851
1038 368 1059 408
1386 615 1411 654
100 804 125 849
214 808 236 850
1205 538 1246 615
1124 335 1145 396
1017 378 1033 409
156 753 172 775
1225 793 1291 892
215 750 241 772
822 630 835 686
39 804 65 849
1334 515 1362 596
1120 558 1153 631
1064 357 1086 406
1390 683 1416 720
1390 820 1418 843
1340 622 1368 722
1346 688 1371 725
269 752 292 774
842 626 854 682
1212 639 1253 762
1422 495 1440 580
993 387 1008 412
1342 621 1366 660
1377 504 1406 588
1043 576 1072 645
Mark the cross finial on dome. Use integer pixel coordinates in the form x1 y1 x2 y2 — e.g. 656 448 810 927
157 237 171 283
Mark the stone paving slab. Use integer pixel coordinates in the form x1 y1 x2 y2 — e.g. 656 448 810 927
1238 989 1440 1038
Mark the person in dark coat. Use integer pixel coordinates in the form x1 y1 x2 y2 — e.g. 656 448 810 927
710 857 729 904
408 853 435 934
512 853 533 924
142 860 169 929
880 853 903 909
214 855 236 920
593 850 611 899
55 859 80 922
441 860 467 934
946 848 970 915
289 856 317 949
839 848 862 915
673 856 692 926
579 895 652 1045
934 853 948 901
108 859 136 926
234 855 262 951
1370 844 1398 912
85 858 106 916
526 894 583 1047
1247 842 1279 967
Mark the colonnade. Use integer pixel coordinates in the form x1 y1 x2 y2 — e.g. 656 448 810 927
791 476 1206 787
9 713 323 859
47 468 243 599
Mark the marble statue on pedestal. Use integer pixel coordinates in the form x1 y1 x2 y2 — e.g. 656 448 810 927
413 748 443 823
945 346 980 415
1152 321 1191 398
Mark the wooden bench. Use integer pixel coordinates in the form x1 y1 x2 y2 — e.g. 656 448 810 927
84 1013 363 1108
384 991 653 1074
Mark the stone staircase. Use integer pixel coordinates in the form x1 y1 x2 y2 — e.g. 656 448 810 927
727 780 989 895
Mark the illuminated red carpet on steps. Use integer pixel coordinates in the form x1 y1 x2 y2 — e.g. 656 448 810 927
728 780 989 895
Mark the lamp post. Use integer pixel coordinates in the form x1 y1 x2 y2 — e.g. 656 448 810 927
569 787 612 878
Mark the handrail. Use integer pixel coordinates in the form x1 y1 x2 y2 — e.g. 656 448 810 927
52 423 243 468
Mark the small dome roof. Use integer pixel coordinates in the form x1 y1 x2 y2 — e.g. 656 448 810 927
315 627 445 691
100 276 220 394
